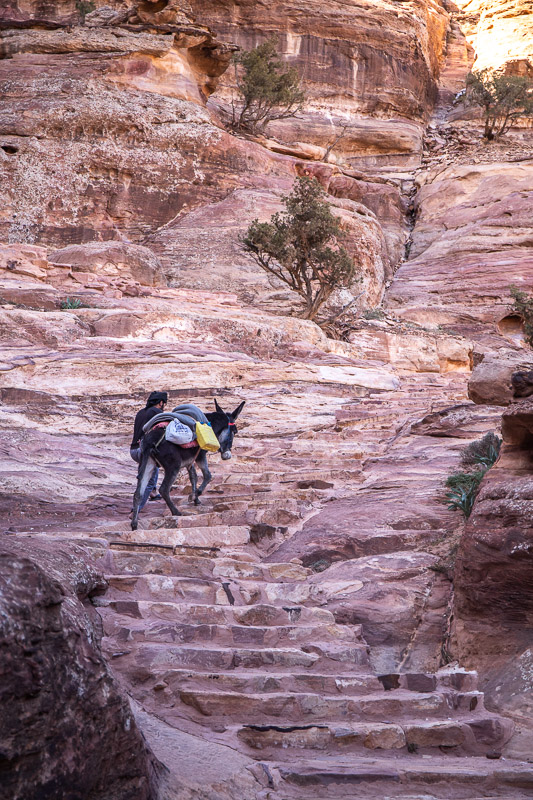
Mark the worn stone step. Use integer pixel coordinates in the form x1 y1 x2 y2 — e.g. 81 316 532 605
236 714 511 755
116 525 251 548
378 667 478 694
94 599 335 627
134 668 380 697
267 756 533 798
100 550 309 583
105 574 218 603
100 613 360 649
114 642 322 671
175 688 482 723
103 573 315 605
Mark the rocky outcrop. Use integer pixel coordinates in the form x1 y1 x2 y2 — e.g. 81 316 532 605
189 0 450 167
468 352 533 406
456 0 533 73
387 160 533 344
0 537 159 800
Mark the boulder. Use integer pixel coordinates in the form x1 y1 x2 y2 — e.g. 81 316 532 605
468 352 533 406
0 538 159 800
48 242 167 287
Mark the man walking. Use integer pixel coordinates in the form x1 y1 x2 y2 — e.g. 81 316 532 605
130 390 168 509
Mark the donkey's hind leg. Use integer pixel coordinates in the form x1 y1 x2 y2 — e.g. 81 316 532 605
187 464 199 504
159 466 182 517
131 453 158 531
195 451 212 501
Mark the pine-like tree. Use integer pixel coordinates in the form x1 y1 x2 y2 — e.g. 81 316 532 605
231 39 305 135
465 69 533 140
242 177 360 321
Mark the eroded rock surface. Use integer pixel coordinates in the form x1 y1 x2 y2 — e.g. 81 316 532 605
2 0 533 796
0 538 158 800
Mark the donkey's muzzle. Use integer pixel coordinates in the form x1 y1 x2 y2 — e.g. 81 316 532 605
221 451 232 460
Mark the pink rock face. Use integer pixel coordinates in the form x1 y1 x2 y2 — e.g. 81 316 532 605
0 538 158 800
3 0 533 794
454 397 533 758
387 162 533 343
189 0 450 166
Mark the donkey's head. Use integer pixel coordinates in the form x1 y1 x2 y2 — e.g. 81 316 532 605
207 399 245 460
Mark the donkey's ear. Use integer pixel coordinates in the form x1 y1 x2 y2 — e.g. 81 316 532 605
230 400 245 420
214 398 224 414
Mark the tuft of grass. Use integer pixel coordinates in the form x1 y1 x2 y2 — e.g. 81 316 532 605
460 431 501 470
445 470 486 518
443 432 502 518
362 308 385 320
60 297 87 310
509 285 533 347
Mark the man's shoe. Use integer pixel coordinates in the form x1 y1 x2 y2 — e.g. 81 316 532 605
149 493 162 501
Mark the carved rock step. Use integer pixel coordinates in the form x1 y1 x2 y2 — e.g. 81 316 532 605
378 667 478 694
263 756 533 798
108 637 371 671
93 600 336 628
103 573 316 605
175 688 484 723
116 525 251 548
132 668 382 696
236 714 513 756
99 615 361 649
100 549 310 583
114 642 324 670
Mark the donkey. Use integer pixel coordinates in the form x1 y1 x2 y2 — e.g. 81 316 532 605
131 399 245 531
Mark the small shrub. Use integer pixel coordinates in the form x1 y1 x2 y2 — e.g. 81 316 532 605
460 432 501 470
509 285 533 346
242 176 360 322
443 432 501 518
465 69 533 140
362 308 385 320
445 470 486 518
76 0 95 18
230 38 305 135
60 297 84 310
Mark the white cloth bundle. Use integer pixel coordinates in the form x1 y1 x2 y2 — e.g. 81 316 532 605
165 419 195 445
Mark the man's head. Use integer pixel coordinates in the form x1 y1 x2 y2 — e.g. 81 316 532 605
146 390 168 410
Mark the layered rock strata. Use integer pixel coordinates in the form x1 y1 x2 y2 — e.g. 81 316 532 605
1 0 533 796
189 0 451 168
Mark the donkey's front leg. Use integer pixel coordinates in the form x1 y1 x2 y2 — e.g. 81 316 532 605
159 466 182 517
195 451 212 501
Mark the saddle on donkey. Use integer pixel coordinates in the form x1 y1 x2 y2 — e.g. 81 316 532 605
142 403 220 453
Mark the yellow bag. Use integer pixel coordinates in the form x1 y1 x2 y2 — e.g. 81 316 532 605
196 422 220 452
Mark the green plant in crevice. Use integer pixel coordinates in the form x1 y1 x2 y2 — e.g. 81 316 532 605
444 432 502 518
76 0 96 19
460 431 502 470
444 470 486 518
509 285 533 347
60 297 84 310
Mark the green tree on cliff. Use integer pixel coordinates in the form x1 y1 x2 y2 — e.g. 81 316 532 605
465 69 533 140
242 176 360 321
231 39 305 135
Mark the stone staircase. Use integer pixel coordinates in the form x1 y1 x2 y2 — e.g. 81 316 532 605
13 374 533 797
52 526 529 799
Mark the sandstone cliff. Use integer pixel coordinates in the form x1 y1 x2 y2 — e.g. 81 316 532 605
1 0 533 797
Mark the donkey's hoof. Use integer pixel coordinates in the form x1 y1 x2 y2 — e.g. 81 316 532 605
194 497 202 506
131 522 138 531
